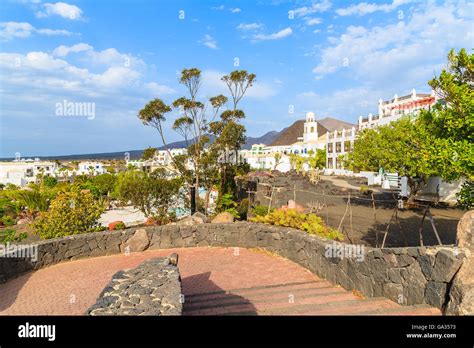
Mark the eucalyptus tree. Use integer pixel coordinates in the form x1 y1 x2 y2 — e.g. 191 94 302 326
138 68 255 213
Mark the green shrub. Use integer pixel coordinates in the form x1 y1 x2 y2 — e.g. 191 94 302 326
2 215 15 226
42 176 58 188
0 228 27 243
251 205 273 217
216 193 240 218
456 180 473 210
250 209 344 241
33 191 105 239
236 198 249 220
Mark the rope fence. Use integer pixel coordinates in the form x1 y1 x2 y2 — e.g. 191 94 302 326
258 184 444 248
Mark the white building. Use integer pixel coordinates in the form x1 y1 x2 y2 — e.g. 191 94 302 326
325 127 357 175
0 160 58 187
358 89 437 130
126 148 190 172
76 162 106 175
240 113 355 172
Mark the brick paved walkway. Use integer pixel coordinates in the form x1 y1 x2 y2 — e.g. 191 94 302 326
0 247 440 315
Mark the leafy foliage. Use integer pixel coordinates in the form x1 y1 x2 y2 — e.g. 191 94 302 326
1 215 15 226
250 209 344 241
418 48 474 182
142 147 157 160
216 193 240 218
308 149 326 170
114 169 183 219
456 180 473 210
347 117 437 201
250 205 273 217
33 191 105 239
0 228 27 243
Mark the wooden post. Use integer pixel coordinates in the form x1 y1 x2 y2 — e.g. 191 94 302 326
371 193 378 247
427 208 443 245
418 207 428 247
268 186 275 214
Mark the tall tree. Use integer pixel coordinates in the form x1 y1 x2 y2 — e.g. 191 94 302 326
138 69 255 213
209 71 255 197
347 118 438 203
419 48 473 182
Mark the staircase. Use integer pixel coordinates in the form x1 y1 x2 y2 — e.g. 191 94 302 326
183 280 440 316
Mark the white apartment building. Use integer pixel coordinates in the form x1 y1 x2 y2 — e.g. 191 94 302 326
76 162 106 175
325 127 357 175
240 112 355 172
127 148 190 172
0 160 57 187
358 89 437 130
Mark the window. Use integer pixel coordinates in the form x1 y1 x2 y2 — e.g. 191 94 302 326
310 126 314 133
336 157 342 169
327 159 333 169
336 142 342 153
327 143 333 153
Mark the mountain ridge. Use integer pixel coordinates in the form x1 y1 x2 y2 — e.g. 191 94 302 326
0 130 281 161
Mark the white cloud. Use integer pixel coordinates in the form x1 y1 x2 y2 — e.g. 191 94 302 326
0 22 72 41
0 45 175 101
0 22 33 40
253 27 293 41
237 22 263 31
313 0 474 84
336 0 412 16
145 82 176 95
305 17 322 26
295 87 373 119
298 91 318 97
291 0 331 17
200 34 218 49
53 43 93 57
211 5 225 10
37 2 83 20
303 0 473 120
231 8 241 13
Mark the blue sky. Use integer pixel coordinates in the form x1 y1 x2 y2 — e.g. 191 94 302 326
0 0 472 157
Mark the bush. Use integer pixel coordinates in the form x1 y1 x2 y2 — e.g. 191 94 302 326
250 209 344 241
42 176 58 188
0 228 27 243
92 173 117 197
33 191 105 239
456 180 473 210
114 170 183 219
236 198 249 220
251 205 273 217
2 215 15 226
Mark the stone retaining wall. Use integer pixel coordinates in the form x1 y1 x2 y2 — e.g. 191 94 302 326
86 256 182 316
0 222 469 313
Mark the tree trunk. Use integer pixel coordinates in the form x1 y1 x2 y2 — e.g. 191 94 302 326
407 177 421 205
204 188 210 215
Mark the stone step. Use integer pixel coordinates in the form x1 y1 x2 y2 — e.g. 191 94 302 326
184 290 357 315
184 280 327 299
184 286 346 311
184 280 335 305
270 297 403 316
